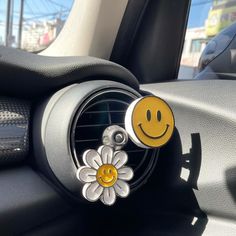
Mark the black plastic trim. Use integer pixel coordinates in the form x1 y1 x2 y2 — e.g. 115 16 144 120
111 0 191 83
0 97 30 165
0 46 139 98
0 166 70 235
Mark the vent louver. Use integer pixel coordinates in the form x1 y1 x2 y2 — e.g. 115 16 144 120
71 89 157 190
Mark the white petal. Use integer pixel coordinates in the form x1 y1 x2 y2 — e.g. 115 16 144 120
83 149 102 169
76 167 96 183
112 151 128 169
101 187 116 206
82 182 103 202
118 167 134 181
98 145 113 164
114 180 130 198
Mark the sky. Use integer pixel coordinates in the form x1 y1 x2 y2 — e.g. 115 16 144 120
188 0 213 28
0 0 74 43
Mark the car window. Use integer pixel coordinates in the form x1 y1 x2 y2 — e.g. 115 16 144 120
0 0 74 52
179 0 236 79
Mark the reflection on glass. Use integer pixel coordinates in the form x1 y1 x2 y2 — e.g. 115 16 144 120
179 0 236 79
0 0 73 52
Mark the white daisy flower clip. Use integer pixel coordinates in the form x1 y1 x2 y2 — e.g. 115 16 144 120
76 145 134 206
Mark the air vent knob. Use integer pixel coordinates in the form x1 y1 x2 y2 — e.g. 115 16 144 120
102 125 128 150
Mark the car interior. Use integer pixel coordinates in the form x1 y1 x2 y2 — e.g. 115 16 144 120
1 0 236 235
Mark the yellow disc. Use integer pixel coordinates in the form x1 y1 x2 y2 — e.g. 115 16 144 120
96 164 118 187
125 96 175 148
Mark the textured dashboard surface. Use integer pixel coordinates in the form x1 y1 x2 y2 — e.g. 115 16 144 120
142 80 236 235
0 46 139 98
0 167 70 235
0 97 30 164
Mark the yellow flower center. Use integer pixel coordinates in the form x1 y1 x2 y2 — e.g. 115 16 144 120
96 164 118 187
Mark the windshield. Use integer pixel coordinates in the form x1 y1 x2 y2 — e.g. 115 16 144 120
179 0 236 79
0 0 74 52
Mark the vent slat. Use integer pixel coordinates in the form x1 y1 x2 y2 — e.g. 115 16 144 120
84 110 126 114
77 112 109 125
126 150 146 153
75 138 99 142
77 123 109 128
77 123 125 128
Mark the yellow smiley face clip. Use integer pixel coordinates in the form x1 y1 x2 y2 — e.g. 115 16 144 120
125 96 175 148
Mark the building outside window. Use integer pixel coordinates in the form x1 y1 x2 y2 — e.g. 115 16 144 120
179 0 236 79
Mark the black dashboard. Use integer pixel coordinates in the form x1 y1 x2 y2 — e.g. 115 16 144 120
0 46 236 235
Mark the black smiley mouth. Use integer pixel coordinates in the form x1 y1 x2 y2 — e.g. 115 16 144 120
100 176 114 183
138 123 169 139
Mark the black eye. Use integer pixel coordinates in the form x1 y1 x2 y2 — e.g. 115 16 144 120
157 110 161 122
146 109 151 121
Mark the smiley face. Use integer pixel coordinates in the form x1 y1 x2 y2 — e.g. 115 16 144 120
96 164 118 187
125 96 175 148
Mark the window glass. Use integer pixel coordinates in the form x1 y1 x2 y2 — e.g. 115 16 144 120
0 0 74 52
179 0 236 79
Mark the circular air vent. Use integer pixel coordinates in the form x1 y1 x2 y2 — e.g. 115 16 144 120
35 81 159 199
71 89 158 190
